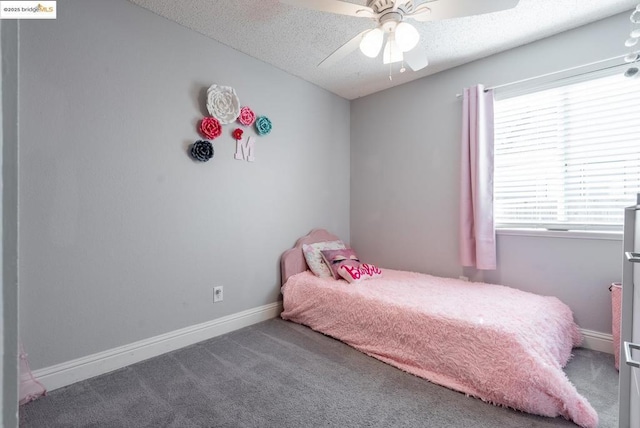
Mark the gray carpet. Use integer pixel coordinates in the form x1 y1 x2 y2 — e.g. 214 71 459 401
20 318 618 428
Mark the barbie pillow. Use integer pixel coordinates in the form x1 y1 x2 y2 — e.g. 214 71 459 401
338 263 383 283
320 248 360 279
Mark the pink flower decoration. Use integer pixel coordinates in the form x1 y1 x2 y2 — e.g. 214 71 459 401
200 117 222 140
237 106 256 126
232 128 244 140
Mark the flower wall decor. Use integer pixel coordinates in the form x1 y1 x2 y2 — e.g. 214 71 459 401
188 83 274 164
206 85 241 124
199 117 222 140
190 140 214 162
255 116 272 136
237 106 256 126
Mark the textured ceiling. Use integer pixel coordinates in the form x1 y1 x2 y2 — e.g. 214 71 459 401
129 0 638 100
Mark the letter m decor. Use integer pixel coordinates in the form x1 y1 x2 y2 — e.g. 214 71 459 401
234 136 256 162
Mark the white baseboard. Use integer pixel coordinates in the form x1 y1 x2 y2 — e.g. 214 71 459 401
580 328 614 354
31 309 611 393
33 302 283 392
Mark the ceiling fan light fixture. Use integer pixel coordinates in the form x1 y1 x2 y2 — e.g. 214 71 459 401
383 38 403 64
359 27 384 58
395 22 419 52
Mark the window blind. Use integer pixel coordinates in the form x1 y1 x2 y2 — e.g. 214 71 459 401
493 72 640 231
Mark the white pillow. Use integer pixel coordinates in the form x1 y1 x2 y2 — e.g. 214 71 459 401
302 240 346 277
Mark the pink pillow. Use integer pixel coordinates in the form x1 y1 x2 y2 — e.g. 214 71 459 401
320 248 360 279
338 263 383 283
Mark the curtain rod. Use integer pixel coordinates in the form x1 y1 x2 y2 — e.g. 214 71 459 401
455 54 628 98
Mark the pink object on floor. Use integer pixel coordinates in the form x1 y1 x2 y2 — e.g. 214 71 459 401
19 343 46 405
611 282 622 370
281 269 597 428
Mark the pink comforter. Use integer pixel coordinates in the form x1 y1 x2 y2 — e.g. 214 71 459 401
281 269 597 427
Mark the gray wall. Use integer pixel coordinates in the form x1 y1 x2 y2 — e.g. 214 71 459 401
351 12 630 334
2 19 19 428
18 0 350 370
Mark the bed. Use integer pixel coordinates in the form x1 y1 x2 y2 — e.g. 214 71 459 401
279 229 598 428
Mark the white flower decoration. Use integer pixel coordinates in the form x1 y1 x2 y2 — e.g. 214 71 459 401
206 85 240 124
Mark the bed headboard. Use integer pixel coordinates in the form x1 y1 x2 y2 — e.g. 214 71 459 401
280 228 342 285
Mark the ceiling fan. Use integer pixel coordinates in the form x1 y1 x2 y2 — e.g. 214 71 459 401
280 0 520 72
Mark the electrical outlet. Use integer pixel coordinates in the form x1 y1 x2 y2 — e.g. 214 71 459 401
213 286 223 303
458 275 469 282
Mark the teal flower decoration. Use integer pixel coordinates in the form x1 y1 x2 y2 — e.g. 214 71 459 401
255 116 272 136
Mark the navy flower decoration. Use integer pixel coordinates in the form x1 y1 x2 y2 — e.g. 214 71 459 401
190 140 214 162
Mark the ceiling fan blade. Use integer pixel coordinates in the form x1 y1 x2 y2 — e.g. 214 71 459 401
404 47 429 71
393 0 411 11
280 0 374 17
409 0 519 22
318 29 369 68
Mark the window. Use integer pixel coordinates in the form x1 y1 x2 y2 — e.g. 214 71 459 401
493 71 640 232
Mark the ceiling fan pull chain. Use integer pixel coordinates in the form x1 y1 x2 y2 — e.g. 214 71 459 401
389 38 394 80
389 50 394 80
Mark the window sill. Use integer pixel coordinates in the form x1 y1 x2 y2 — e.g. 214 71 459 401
496 228 622 241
